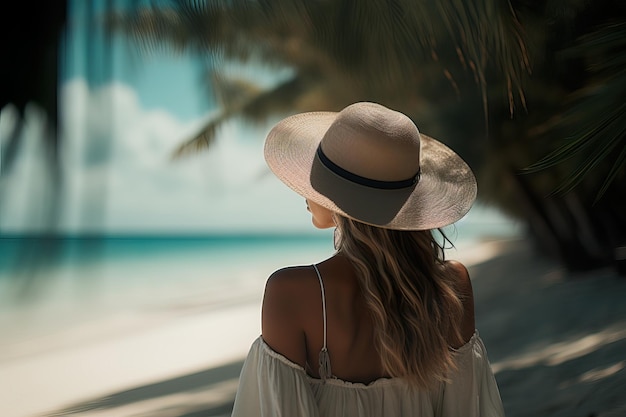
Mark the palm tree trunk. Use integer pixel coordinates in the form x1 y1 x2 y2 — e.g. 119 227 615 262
508 167 608 271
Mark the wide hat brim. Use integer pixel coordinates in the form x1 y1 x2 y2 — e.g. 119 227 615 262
264 111 477 230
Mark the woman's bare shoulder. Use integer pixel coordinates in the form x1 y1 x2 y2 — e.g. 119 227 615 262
261 266 318 366
444 260 471 284
444 260 476 346
266 265 315 290
263 266 320 310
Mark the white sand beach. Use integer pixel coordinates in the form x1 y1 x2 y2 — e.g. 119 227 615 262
1 237 625 417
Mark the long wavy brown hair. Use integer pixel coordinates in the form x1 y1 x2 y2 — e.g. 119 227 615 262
334 215 465 390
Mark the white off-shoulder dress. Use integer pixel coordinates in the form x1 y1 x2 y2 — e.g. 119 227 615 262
231 265 505 417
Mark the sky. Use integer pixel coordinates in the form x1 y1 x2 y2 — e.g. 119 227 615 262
0 0 519 236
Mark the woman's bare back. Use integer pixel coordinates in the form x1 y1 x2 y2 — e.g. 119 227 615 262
261 255 475 384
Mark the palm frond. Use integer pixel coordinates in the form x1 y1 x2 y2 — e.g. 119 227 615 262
108 1 531 96
524 21 626 199
170 112 227 160
595 145 626 202
434 0 530 113
211 72 262 110
231 75 315 122
105 1 269 59
171 74 310 159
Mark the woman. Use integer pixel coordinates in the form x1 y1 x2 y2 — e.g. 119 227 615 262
231 102 504 416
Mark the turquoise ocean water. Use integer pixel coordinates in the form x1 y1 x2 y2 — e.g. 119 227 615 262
0 234 335 349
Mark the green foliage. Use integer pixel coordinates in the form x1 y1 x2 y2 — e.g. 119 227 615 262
524 21 626 201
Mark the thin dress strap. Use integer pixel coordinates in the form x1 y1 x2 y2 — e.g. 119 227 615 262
312 264 332 382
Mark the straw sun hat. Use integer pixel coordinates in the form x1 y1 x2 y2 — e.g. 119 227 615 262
264 102 477 231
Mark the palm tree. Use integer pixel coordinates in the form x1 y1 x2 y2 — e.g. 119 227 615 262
1 1 66 174
1 0 68 288
108 0 626 272
108 1 528 154
1 0 127 290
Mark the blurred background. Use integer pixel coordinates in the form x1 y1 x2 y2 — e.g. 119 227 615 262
1 1 625 417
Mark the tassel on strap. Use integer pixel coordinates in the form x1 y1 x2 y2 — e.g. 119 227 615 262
319 347 332 383
313 264 332 383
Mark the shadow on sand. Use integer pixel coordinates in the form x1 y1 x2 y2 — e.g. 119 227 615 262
469 240 626 417
46 360 244 417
